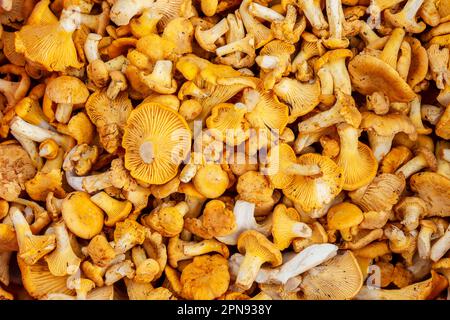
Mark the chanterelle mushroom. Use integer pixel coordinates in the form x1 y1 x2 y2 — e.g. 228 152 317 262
122 102 192 185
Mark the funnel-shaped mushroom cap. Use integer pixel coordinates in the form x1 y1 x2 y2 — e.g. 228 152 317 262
283 153 344 212
15 22 83 72
410 172 450 217
348 54 415 103
272 204 312 250
334 123 378 191
355 271 443 300
300 251 363 300
122 102 192 185
18 257 73 299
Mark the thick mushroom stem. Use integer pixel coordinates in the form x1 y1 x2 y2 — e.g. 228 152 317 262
379 28 405 69
409 96 431 134
11 131 43 170
55 103 73 124
110 0 153 26
10 117 75 151
248 2 284 22
236 254 265 290
325 58 352 95
297 94 355 133
384 225 408 250
324 0 348 48
358 20 383 45
84 33 102 63
140 60 177 94
317 68 334 103
399 207 422 231
385 0 426 33
182 239 226 257
215 35 256 68
368 132 394 162
367 0 403 28
298 0 328 30
65 171 112 193
417 225 434 259
395 154 431 178
195 18 230 52
430 227 450 262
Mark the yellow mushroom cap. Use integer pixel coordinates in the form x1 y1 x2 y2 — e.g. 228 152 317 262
122 102 192 185
283 153 344 212
272 204 312 250
180 254 230 300
15 23 83 72
46 76 89 105
62 192 104 240
18 257 73 299
300 251 363 300
348 54 416 103
193 164 230 199
327 202 364 230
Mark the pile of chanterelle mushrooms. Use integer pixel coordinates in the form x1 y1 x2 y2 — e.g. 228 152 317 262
0 0 449 301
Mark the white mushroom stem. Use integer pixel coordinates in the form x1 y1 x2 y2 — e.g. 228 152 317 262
55 103 73 124
180 163 197 183
110 0 153 26
297 96 353 133
326 58 352 95
417 226 434 259
60 9 81 33
409 96 430 133
248 2 284 22
256 55 280 70
325 0 345 43
275 244 338 284
84 33 102 64
106 55 128 72
298 0 328 30
368 133 394 162
395 154 430 179
216 200 272 245
317 68 334 97
11 131 43 170
430 227 450 262
10 116 74 151
236 253 266 290
65 171 113 193
196 18 229 50
215 35 255 58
